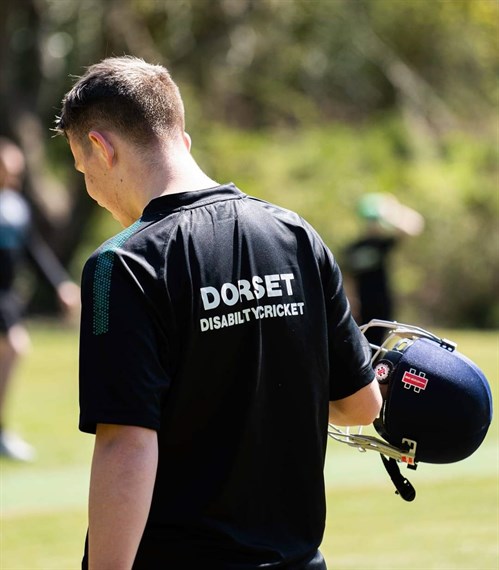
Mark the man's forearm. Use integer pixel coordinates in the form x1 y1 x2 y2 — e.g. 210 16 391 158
329 380 382 426
88 424 158 570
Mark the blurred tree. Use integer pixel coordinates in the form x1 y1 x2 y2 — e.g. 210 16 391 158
0 0 496 325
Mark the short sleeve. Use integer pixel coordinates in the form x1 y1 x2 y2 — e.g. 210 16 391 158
317 241 375 400
79 248 171 434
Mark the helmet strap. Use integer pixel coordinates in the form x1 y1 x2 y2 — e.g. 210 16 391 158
380 454 416 502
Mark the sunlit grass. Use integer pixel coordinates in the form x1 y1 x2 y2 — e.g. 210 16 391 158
1 323 497 569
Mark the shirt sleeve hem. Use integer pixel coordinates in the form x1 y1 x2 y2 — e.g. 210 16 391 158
329 363 375 401
79 415 160 434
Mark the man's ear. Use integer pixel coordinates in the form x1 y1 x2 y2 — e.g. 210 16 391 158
88 131 115 168
183 132 192 152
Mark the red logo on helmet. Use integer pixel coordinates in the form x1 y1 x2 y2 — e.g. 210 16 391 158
375 361 392 383
402 368 427 393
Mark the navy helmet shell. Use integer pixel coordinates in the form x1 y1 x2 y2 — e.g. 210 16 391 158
374 338 493 464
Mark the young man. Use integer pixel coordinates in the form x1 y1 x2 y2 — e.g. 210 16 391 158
55 56 382 570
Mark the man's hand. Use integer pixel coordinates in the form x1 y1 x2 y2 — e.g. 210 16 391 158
56 280 81 323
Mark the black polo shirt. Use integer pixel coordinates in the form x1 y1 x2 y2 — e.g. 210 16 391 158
79 184 373 569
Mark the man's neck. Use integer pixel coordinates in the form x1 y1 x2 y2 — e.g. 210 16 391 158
146 149 218 201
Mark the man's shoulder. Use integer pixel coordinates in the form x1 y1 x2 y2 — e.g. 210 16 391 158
244 193 302 220
88 220 142 256
83 219 152 276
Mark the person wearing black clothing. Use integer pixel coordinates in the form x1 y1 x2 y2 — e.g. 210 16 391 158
55 56 382 570
0 138 80 461
344 193 424 346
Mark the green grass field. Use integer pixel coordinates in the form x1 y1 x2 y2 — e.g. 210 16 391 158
1 323 497 569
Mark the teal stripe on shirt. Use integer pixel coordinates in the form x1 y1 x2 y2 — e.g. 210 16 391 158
92 219 144 335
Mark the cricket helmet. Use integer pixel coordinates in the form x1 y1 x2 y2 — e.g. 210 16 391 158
329 320 493 500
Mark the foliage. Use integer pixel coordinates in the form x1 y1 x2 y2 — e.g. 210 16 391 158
191 117 498 327
0 0 497 326
133 0 499 128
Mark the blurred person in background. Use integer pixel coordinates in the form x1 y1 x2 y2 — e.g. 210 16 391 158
0 137 80 461
343 193 424 345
